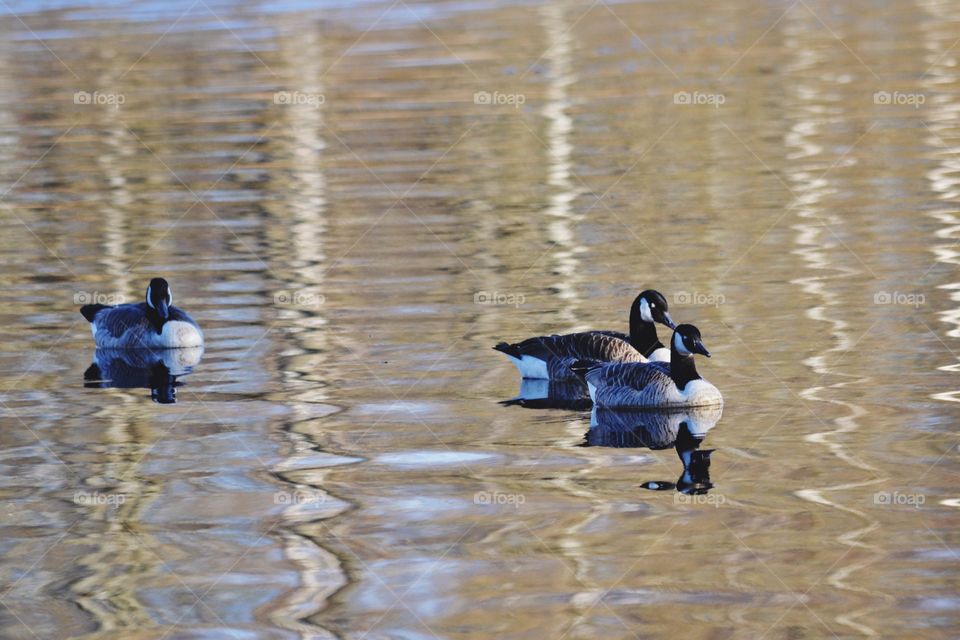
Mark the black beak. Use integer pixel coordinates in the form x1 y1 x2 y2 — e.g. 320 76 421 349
158 299 169 321
693 340 711 357
661 312 676 330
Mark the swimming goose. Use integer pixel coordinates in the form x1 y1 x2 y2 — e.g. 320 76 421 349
80 278 204 349
581 324 722 408
493 290 675 380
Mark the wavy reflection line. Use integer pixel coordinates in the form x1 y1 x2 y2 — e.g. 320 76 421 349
268 21 348 640
541 1 585 328
535 4 621 623
540 0 601 506
783 15 889 636
921 0 960 404
71 56 153 635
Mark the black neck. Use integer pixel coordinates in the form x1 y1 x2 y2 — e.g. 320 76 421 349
669 342 702 390
146 306 166 334
628 307 663 357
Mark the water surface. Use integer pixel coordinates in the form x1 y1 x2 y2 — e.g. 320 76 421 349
0 0 958 638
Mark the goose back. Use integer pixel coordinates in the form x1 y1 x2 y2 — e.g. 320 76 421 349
584 361 722 408
496 332 645 380
89 303 203 349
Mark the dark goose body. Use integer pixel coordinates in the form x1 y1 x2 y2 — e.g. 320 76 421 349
584 325 722 408
493 290 675 380
80 278 203 349
495 331 645 380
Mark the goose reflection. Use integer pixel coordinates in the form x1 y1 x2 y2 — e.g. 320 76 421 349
585 405 722 495
83 346 204 404
500 378 591 411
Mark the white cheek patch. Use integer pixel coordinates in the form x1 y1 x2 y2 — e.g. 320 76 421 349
673 332 692 356
145 285 154 308
167 287 173 306
639 298 653 323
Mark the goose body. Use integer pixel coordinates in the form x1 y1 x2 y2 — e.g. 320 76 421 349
80 278 203 349
495 332 646 380
584 324 722 408
592 331 671 363
493 290 675 380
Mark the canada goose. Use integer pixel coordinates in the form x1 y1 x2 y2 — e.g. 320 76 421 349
493 290 675 380
581 324 722 408
80 278 203 349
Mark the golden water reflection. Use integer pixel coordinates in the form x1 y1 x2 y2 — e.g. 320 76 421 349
0 1 957 638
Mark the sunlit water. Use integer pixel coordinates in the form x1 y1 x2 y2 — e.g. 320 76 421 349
0 0 958 638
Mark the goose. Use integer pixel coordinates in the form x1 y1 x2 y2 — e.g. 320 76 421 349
580 324 722 408
492 290 675 380
80 278 204 349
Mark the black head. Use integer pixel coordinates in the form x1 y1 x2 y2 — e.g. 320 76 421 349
633 289 675 329
145 278 172 331
671 324 711 358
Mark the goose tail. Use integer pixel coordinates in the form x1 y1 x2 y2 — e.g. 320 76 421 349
80 304 110 323
493 341 521 358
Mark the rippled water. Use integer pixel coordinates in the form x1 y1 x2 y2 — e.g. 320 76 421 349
0 0 958 638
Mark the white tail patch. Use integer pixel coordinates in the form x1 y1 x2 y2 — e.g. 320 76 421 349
158 321 204 348
505 354 550 379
